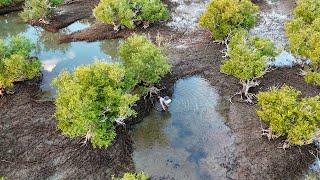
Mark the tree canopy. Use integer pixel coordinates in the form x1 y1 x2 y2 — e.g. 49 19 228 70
220 30 278 81
199 0 259 40
285 0 320 86
93 0 169 29
53 34 170 148
119 34 171 86
257 85 320 145
53 62 139 148
0 35 40 92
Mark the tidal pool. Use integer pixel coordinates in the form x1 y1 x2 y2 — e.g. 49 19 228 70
132 76 235 179
0 12 121 99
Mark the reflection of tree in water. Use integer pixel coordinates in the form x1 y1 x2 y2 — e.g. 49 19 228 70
0 12 28 38
132 110 171 148
99 39 121 62
39 29 70 53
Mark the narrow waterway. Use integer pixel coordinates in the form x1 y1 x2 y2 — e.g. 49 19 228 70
0 12 121 99
132 76 235 179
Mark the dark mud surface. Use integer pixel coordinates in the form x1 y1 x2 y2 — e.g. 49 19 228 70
60 23 179 43
1 30 318 179
0 1 24 15
1 0 319 179
31 0 99 32
0 79 153 179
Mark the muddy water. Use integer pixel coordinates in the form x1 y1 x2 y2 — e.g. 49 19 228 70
0 12 121 99
132 76 234 179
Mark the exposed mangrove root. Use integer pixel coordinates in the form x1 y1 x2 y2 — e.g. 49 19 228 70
261 127 291 149
115 117 126 126
229 80 259 104
80 130 92 146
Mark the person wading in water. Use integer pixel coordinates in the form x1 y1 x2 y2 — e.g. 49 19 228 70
158 96 172 111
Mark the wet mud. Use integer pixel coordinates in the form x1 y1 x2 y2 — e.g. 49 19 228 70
31 0 99 32
0 1 24 15
1 0 319 179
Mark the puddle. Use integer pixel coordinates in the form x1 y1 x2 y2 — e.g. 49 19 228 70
0 12 121 99
167 0 209 31
132 76 234 179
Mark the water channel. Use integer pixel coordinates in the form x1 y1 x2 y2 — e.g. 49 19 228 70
131 76 235 179
0 12 121 99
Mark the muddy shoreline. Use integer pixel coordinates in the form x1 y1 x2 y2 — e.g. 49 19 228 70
0 77 155 179
0 1 24 15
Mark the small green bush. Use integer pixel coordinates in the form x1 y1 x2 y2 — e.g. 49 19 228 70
93 0 169 29
221 30 277 81
220 30 278 102
257 85 320 145
119 34 171 86
112 172 148 180
285 0 320 86
199 0 259 40
20 0 64 21
0 0 23 7
0 36 40 91
53 62 139 148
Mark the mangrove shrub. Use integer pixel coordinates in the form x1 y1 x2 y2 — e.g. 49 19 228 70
53 62 139 148
257 85 320 145
53 34 170 148
20 0 64 22
119 34 171 86
0 35 41 93
93 0 169 30
220 29 278 103
285 0 320 86
199 0 259 40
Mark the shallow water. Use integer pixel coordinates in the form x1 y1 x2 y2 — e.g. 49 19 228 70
0 12 121 99
167 0 209 31
250 0 299 67
132 76 234 179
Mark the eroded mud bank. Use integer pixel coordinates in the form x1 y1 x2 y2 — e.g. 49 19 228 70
0 1 24 15
31 0 99 32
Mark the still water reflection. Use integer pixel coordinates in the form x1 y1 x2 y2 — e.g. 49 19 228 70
132 76 235 180
0 12 121 98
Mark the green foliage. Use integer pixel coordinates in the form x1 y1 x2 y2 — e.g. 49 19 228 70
119 34 171 85
304 71 320 86
257 85 320 145
220 30 278 81
53 34 170 148
0 0 23 7
0 36 40 90
285 0 320 82
20 0 64 21
93 0 169 29
199 0 259 40
53 62 139 148
112 172 148 180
